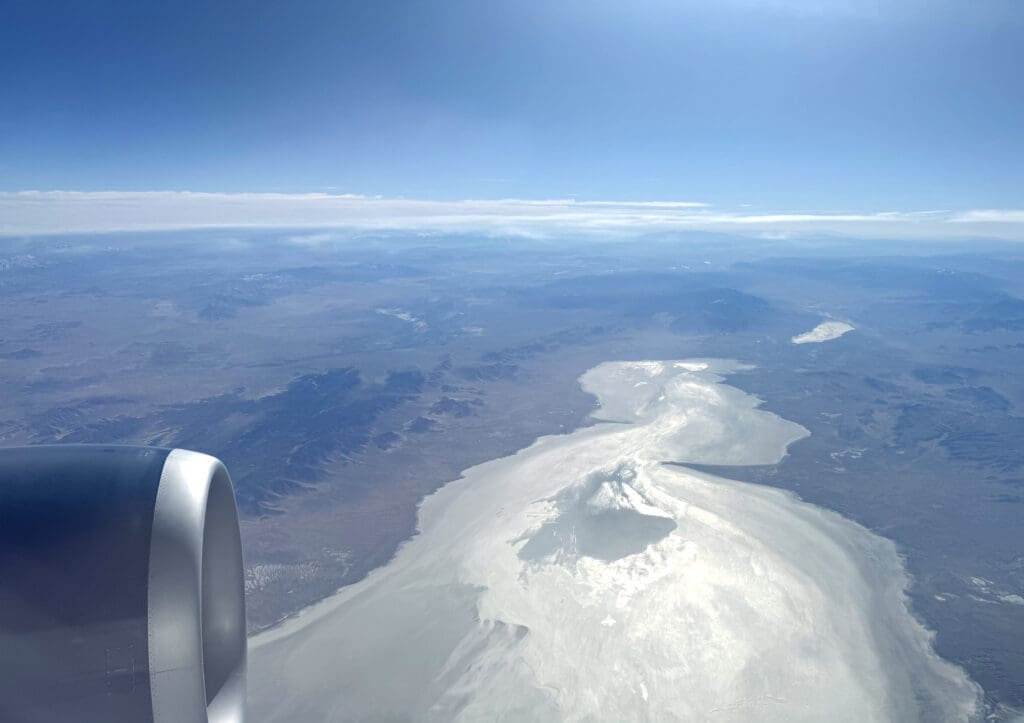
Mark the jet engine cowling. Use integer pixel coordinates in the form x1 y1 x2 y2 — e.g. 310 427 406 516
0 445 246 723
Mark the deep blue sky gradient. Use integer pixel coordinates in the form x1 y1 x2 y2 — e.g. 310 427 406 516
2 0 1022 209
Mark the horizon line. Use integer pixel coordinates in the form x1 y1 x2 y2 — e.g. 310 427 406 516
2 190 1023 242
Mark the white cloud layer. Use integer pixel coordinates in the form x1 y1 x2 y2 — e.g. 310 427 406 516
2 191 1023 242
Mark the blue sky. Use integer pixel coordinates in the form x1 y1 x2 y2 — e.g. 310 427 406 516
2 0 1023 217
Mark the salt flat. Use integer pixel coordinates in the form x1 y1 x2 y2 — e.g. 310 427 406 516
792 321 855 344
248 359 981 722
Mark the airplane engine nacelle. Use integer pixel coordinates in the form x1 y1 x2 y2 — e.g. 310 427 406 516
0 446 246 723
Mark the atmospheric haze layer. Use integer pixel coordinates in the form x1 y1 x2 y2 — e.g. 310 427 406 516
248 360 981 722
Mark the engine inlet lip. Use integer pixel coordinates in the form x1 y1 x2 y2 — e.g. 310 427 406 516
148 449 247 723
